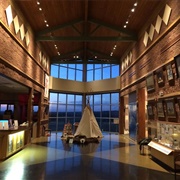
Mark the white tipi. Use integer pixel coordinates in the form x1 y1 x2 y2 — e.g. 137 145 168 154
74 99 103 138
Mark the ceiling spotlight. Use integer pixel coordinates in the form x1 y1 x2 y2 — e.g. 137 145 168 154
44 20 47 23
57 52 60 55
134 2 138 6
126 21 129 24
46 24 49 27
76 56 79 58
95 56 97 58
39 7 42 11
37 1 40 5
131 8 135 12
124 25 127 28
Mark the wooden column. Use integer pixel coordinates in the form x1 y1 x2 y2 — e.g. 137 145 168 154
119 96 125 134
137 88 146 141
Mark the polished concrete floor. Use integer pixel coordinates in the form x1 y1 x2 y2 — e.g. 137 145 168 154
0 133 179 180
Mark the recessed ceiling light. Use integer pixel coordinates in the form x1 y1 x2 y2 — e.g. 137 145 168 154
39 7 42 11
126 21 129 24
44 20 47 23
37 1 40 5
46 24 49 27
131 8 135 12
134 2 138 6
124 25 127 28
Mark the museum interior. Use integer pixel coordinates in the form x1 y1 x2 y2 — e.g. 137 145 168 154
0 0 180 179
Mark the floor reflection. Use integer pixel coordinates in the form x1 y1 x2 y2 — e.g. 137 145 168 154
0 133 178 180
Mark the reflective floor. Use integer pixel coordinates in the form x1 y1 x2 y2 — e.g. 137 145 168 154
0 133 179 180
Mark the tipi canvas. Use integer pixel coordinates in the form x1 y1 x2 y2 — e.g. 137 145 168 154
74 104 103 138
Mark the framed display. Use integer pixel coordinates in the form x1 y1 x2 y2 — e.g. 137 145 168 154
174 54 180 78
157 101 165 118
147 103 154 119
156 68 164 87
166 63 173 81
165 98 176 118
146 74 155 93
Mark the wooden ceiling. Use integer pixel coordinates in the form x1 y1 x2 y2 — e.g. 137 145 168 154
14 0 166 64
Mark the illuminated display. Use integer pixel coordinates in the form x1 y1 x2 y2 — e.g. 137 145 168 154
8 131 24 155
148 141 172 155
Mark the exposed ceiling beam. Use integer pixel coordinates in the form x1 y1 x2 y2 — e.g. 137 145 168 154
36 36 137 42
88 18 137 37
37 18 83 36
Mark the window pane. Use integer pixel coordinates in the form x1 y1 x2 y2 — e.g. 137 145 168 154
75 105 82 117
87 64 93 70
75 95 82 104
68 69 75 80
111 65 119 78
76 70 82 81
94 105 101 117
110 105 119 117
102 94 110 104
103 67 110 79
95 68 101 80
67 94 74 104
95 64 101 68
94 94 101 105
49 104 57 117
87 70 93 82
59 94 66 104
58 104 66 117
76 64 83 70
68 64 75 68
61 64 67 67
67 105 74 117
59 66 67 79
111 93 119 104
50 65 59 78
50 93 58 103
103 64 109 67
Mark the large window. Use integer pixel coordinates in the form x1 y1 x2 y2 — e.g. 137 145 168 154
49 93 83 131
87 64 119 81
51 64 83 81
89 93 119 132
49 92 119 133
49 63 120 133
